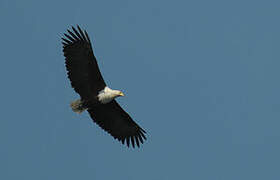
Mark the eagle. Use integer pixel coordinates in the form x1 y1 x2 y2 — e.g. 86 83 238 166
62 25 146 148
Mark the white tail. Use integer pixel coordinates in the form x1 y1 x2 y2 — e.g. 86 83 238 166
70 99 86 113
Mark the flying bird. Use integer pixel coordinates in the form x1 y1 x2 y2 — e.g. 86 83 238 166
62 25 146 148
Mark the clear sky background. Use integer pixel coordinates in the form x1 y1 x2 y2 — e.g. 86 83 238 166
1 0 280 179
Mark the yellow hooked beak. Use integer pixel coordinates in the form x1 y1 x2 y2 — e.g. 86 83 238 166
119 92 125 96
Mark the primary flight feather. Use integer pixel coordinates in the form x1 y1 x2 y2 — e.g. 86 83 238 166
62 25 146 148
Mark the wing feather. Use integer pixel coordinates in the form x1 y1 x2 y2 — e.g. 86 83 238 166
71 26 83 40
87 100 146 148
62 37 71 44
84 31 92 44
77 25 87 41
62 25 106 99
64 33 76 42
67 29 79 41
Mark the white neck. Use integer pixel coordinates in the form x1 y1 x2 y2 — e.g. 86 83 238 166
97 86 120 104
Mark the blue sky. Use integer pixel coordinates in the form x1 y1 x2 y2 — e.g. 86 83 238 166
1 0 280 179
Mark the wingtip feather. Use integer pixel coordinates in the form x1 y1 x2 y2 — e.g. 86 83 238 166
135 136 140 147
126 137 130 147
131 136 135 148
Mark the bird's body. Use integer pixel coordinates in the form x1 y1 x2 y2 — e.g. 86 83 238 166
62 25 146 148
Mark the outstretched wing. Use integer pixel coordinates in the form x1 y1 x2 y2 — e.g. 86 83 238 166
87 100 147 148
62 25 106 100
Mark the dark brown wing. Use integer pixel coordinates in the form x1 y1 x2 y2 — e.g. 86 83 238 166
87 100 146 148
62 25 106 100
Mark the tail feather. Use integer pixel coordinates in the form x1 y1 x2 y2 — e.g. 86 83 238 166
70 99 86 113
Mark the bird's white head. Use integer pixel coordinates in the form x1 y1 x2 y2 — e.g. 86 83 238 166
108 88 124 98
98 87 125 104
